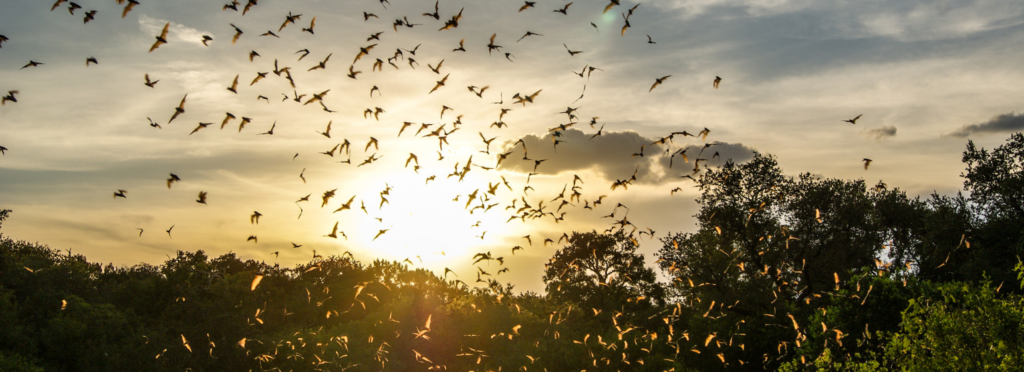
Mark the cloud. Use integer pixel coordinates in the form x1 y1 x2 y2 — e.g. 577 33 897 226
863 126 897 140
139 15 208 46
654 142 758 174
836 1 1024 41
497 129 756 184
653 0 1024 41
656 0 812 18
946 112 1024 137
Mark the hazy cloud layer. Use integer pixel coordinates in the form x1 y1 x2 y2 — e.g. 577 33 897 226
498 129 755 184
863 126 897 140
657 0 1024 41
947 112 1024 137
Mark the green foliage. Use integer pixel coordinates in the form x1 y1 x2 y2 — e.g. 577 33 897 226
0 351 44 372
780 273 931 371
883 281 1024 371
779 349 883 372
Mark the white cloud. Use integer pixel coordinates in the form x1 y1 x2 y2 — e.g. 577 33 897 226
651 0 812 17
845 1 1024 41
651 0 1024 41
138 14 209 46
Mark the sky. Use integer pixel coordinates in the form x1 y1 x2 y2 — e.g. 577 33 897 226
1 0 1023 292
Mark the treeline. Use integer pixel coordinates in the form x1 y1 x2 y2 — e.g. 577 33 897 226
1 134 1023 371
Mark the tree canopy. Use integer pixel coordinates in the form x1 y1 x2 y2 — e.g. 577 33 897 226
3 133 1024 371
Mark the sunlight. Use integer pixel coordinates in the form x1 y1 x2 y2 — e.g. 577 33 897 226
2 0 1021 369
341 157 513 263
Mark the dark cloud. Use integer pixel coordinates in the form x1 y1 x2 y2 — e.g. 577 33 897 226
863 126 897 140
497 129 661 180
947 112 1024 138
497 129 756 184
653 142 758 176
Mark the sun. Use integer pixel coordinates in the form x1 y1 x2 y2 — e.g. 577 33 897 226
340 158 514 264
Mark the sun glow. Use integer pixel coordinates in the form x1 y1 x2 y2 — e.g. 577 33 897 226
338 154 518 265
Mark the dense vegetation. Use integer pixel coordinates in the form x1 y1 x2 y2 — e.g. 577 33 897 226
2 134 1024 371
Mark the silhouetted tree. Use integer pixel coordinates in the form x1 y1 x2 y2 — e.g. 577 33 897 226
918 133 1024 287
962 133 1024 220
2 135 1024 371
543 230 664 312
656 153 929 370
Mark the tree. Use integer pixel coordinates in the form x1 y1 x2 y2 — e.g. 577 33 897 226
934 132 1024 289
883 279 1024 371
0 209 9 241
902 133 1024 288
656 153 929 370
0 351 44 372
657 153 920 310
781 273 933 371
543 231 664 312
962 132 1024 220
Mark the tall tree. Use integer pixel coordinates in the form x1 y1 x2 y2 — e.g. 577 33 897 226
936 132 1024 287
962 133 1024 220
656 153 927 370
